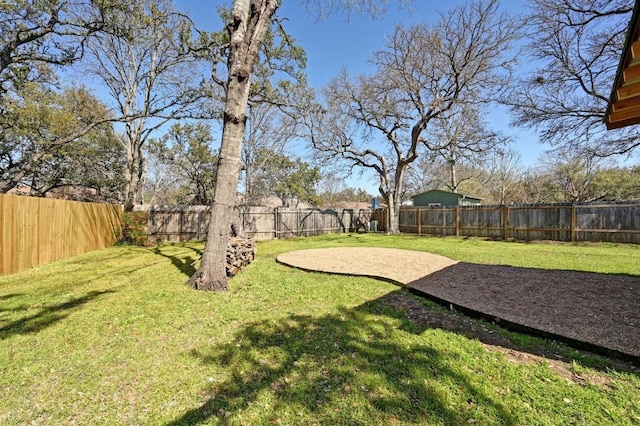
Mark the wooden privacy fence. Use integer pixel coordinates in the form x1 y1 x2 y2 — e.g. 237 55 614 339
144 202 640 244
390 203 640 243
145 205 375 242
0 194 122 275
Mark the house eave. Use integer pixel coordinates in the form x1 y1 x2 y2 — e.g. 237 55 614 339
605 1 640 129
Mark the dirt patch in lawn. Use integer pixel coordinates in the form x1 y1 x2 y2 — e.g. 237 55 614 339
276 247 457 284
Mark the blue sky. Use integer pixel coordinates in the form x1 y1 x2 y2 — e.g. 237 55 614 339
175 0 545 192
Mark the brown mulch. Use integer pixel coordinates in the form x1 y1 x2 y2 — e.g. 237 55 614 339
408 263 640 362
276 247 640 366
378 291 636 380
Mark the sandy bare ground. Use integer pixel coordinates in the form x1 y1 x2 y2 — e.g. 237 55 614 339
276 247 640 365
276 247 457 284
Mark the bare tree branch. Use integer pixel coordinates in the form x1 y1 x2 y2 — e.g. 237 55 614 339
509 0 639 156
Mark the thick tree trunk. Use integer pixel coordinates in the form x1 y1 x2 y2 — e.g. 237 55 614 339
386 161 409 234
187 116 244 291
123 145 145 212
387 195 400 234
187 0 278 291
449 159 458 193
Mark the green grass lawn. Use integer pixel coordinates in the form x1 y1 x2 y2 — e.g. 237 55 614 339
1 234 639 425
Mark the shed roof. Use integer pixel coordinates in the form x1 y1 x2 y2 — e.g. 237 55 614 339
605 1 640 129
410 189 482 202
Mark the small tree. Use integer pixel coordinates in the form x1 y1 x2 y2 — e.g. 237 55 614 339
242 102 300 205
537 149 612 202
251 150 320 207
483 148 526 205
423 105 508 194
149 123 218 205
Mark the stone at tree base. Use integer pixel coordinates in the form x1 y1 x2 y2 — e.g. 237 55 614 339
226 236 256 277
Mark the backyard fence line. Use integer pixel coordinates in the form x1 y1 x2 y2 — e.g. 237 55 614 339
144 202 640 244
144 205 376 243
3 198 636 276
0 193 122 275
384 203 640 244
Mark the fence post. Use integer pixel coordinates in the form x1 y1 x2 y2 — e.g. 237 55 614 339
274 207 278 239
571 204 577 242
180 209 184 242
147 206 153 241
417 207 422 235
455 206 460 237
503 205 509 240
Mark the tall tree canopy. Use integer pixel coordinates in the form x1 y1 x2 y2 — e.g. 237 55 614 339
0 0 116 90
85 0 212 211
0 81 118 195
0 1 126 196
309 0 519 233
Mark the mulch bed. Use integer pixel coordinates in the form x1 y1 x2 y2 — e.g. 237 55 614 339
407 263 640 365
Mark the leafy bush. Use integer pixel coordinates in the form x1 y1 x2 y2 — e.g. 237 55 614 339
118 211 148 246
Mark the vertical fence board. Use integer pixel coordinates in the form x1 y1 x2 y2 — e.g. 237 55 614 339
0 194 122 276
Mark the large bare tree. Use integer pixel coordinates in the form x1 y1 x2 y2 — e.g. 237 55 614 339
510 0 637 156
309 0 519 233
85 0 210 212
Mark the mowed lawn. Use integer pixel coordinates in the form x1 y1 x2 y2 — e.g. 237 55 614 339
1 234 639 425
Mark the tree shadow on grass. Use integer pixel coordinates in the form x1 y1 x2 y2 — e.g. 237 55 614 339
167 290 519 425
0 293 27 313
379 291 640 376
0 289 115 339
152 244 203 278
0 293 24 301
